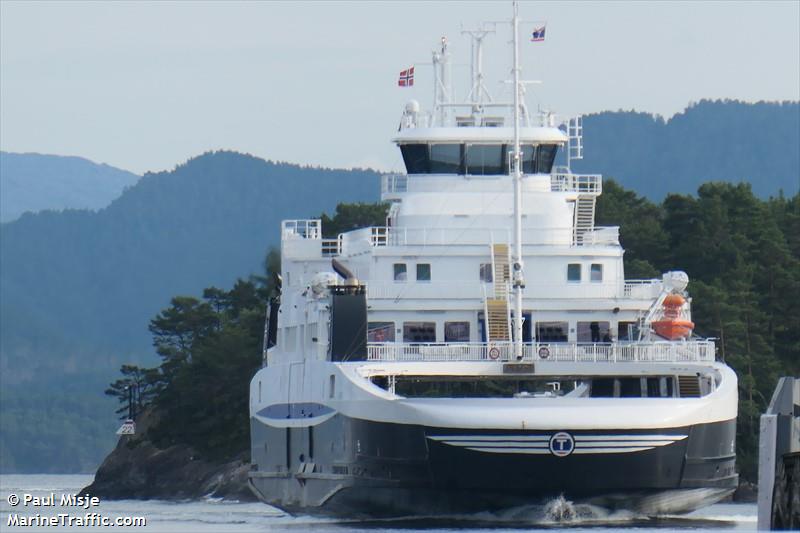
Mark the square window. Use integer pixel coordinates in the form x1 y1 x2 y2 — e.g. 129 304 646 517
445 322 470 342
577 321 611 343
536 321 568 342
591 263 603 282
416 263 431 282
479 263 493 282
403 322 436 343
567 263 581 282
368 322 395 342
394 263 407 282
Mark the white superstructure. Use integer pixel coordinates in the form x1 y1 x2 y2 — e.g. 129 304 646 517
248 6 738 516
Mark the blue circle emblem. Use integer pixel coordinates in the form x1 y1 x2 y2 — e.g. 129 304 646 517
549 431 575 457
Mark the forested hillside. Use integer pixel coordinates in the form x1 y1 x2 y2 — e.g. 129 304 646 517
0 152 380 472
596 180 799 479
574 100 799 199
0 152 140 223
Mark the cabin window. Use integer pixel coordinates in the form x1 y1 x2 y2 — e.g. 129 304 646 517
258 381 262 402
429 144 462 173
567 263 581 282
393 263 407 282
329 375 336 399
416 263 431 282
618 321 638 341
536 321 568 342
479 263 493 282
577 321 611 343
400 144 429 174
465 144 504 175
445 322 470 342
368 322 395 342
591 263 603 282
403 322 436 343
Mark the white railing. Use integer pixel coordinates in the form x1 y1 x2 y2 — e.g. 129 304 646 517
282 219 322 240
341 225 620 248
624 279 663 299
551 173 602 194
366 340 716 363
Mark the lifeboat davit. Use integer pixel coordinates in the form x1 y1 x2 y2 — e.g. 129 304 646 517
652 293 695 340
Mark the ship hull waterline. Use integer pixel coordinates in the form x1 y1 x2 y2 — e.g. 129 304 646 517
248 414 737 517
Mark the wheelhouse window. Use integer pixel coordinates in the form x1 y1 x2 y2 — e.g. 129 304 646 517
368 322 395 342
445 322 470 342
577 321 611 343
479 263 493 282
535 144 558 173
429 144 462 173
403 322 436 343
521 145 536 174
567 263 581 282
590 263 603 282
416 263 431 282
393 263 407 282
536 321 568 342
465 144 504 175
400 144 429 174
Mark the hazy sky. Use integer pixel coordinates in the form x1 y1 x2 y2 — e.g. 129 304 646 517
1 1 798 175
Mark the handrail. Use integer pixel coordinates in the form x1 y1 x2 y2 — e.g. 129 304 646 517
366 340 715 363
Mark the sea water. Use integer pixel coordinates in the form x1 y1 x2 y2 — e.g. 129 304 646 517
0 474 757 532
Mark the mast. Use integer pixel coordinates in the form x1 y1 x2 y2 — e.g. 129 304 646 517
511 1 525 360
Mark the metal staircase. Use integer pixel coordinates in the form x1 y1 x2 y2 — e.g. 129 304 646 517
484 244 511 342
574 195 596 245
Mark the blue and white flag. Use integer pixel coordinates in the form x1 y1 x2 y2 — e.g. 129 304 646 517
531 26 546 42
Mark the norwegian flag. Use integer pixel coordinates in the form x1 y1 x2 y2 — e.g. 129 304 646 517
531 26 546 42
398 66 414 87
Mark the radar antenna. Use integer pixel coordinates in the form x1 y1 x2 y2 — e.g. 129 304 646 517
431 36 452 126
461 24 496 109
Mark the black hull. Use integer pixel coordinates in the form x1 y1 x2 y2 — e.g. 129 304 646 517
249 414 737 517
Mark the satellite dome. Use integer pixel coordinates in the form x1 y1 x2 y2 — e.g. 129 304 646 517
405 100 420 114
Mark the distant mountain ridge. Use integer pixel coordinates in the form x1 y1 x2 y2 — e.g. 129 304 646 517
1 151 381 473
0 151 140 223
574 99 799 199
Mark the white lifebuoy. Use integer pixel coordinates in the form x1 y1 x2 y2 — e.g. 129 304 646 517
488 346 501 360
538 346 550 359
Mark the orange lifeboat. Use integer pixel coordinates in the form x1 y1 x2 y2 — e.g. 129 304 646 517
652 293 695 340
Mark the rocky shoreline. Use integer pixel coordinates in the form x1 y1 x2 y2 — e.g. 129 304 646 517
80 417 256 502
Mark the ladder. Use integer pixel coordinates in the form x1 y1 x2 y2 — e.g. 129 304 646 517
485 244 511 342
574 195 596 245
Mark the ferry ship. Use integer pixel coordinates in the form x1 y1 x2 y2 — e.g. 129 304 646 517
248 6 738 516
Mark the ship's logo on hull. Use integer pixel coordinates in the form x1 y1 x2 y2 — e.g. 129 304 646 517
549 431 575 457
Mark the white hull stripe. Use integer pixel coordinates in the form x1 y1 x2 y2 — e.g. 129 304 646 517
428 434 687 455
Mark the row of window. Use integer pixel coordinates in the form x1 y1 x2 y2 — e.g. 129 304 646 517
568 263 603 282
367 319 639 343
400 143 559 175
392 262 604 283
394 263 431 282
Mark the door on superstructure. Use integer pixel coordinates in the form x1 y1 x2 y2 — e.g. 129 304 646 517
287 362 305 470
